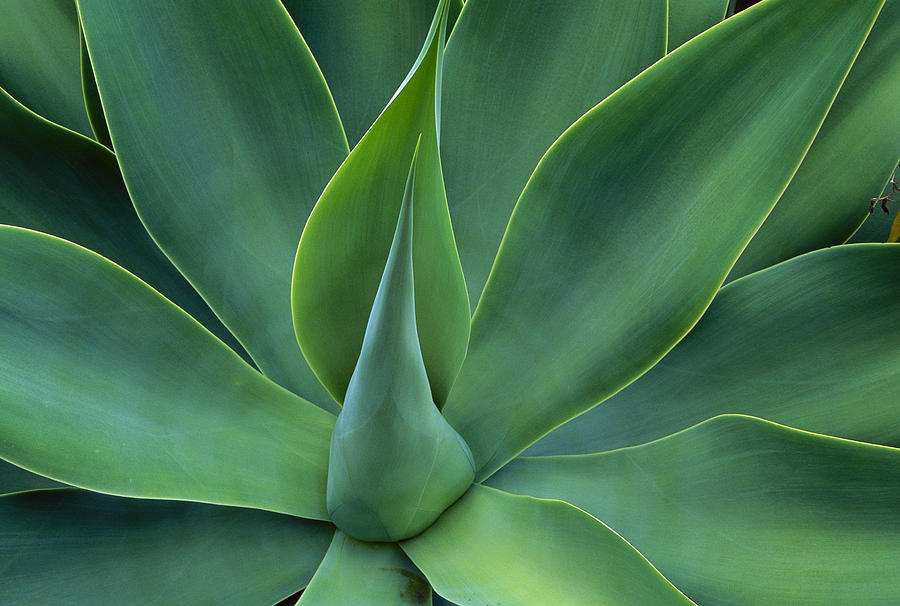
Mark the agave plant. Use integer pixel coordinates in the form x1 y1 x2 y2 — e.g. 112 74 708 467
2 0 899 604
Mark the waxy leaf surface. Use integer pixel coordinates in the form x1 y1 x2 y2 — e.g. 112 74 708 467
294 0 469 406
299 531 431 606
79 0 348 410
442 0 667 306
402 485 694 606
0 0 92 136
0 460 63 494
0 88 245 357
443 0 885 479
0 227 334 519
0 489 332 605
667 0 730 50
729 0 900 279
493 415 900 605
529 244 900 455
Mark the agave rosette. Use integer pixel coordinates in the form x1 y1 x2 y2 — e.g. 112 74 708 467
1 0 899 604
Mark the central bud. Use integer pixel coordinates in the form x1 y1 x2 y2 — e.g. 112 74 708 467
326 141 475 542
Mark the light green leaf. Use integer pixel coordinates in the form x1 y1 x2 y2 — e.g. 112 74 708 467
442 0 667 307
326 143 473 542
0 0 92 136
0 87 247 360
299 531 431 606
78 20 111 148
78 0 349 410
287 0 461 148
0 226 334 520
528 244 900 456
729 0 900 279
442 0 885 480
402 485 695 606
293 0 470 406
667 0 730 50
0 489 332 606
0 460 63 494
492 415 900 605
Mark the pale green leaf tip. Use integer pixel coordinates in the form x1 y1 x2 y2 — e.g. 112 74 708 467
326 138 474 542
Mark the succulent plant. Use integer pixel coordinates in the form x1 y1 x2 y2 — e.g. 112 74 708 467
1 0 899 604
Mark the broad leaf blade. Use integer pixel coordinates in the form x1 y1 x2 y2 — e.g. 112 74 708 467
528 244 900 455
78 0 349 409
442 0 667 307
287 0 460 148
299 531 431 605
78 20 111 148
729 0 900 279
293 0 470 406
667 0 730 50
0 227 334 520
402 485 695 606
0 0 92 136
0 87 247 359
443 0 885 480
492 415 900 605
0 489 332 606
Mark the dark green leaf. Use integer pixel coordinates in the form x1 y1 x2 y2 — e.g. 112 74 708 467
79 0 349 409
667 0 730 50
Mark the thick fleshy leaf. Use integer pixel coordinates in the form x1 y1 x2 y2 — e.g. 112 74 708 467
729 0 900 280
0 87 247 359
849 168 900 243
0 0 92 136
528 244 900 456
0 460 63 494
287 0 461 148
79 0 349 409
667 0 730 49
492 415 900 605
326 143 473 542
78 22 111 148
442 0 667 307
442 0 885 480
299 531 431 605
0 227 334 520
402 485 694 605
1 489 332 605
293 0 470 406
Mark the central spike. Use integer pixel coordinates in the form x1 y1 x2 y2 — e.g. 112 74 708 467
326 138 475 542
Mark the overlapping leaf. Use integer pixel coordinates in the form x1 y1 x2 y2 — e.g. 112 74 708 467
494 415 900 605
0 489 332 605
528 244 900 455
293 0 469 406
402 485 695 605
441 0 667 306
0 227 334 519
79 0 349 409
443 0 885 479
667 0 730 50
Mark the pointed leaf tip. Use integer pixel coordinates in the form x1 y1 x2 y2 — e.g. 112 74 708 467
326 141 474 542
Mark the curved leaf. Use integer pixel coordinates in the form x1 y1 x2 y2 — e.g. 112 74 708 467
0 460 63 494
0 227 334 520
729 0 900 279
299 531 431 606
79 0 349 409
287 0 460 148
402 485 695 606
528 244 900 455
849 167 900 243
0 489 332 605
0 87 247 359
0 0 92 136
667 0 730 50
442 0 667 306
443 0 885 480
293 0 470 406
492 415 900 605
78 20 111 148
